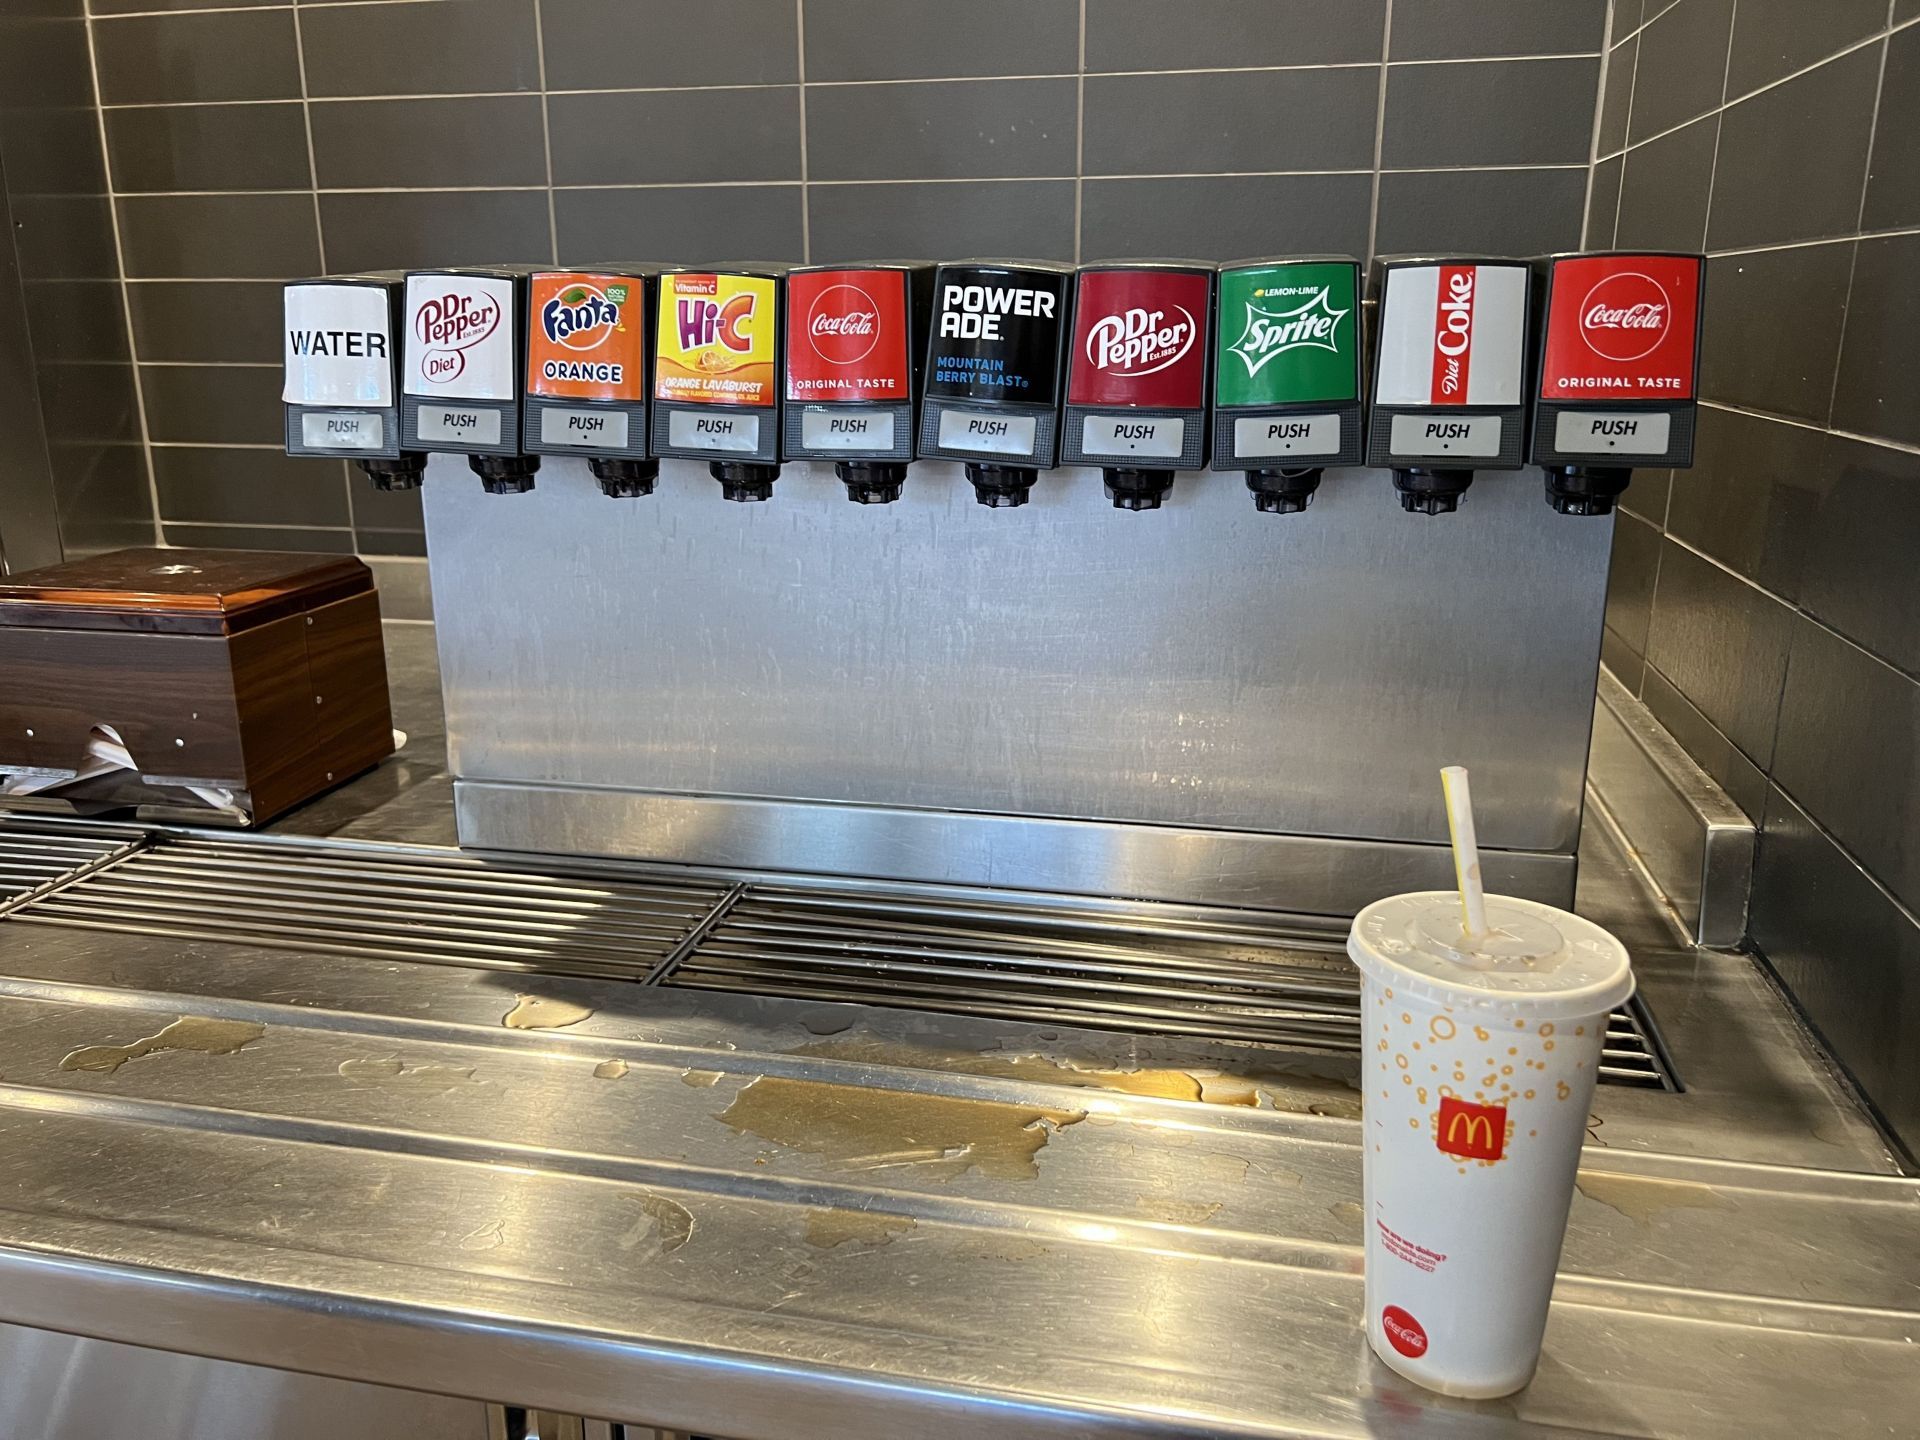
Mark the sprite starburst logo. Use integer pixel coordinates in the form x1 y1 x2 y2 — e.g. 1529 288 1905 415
1228 286 1349 378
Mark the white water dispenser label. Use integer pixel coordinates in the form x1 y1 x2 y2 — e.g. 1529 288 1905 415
284 284 393 406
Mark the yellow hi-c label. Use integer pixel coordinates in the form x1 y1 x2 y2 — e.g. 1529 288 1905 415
655 273 776 407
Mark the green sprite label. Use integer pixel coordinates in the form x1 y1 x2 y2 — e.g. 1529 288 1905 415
1215 261 1359 407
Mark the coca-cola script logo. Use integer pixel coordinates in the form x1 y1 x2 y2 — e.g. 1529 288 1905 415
807 283 880 365
415 290 500 384
1578 272 1670 363
1381 1306 1428 1359
1085 305 1195 377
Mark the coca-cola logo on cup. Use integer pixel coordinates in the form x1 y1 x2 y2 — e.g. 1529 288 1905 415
807 283 880 365
1086 305 1195 377
1381 1306 1429 1359
415 290 501 384
1578 272 1670 363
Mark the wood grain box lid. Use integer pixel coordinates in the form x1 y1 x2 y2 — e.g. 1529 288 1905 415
0 549 375 636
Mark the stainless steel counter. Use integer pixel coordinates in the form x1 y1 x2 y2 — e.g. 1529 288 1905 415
0 623 1914 1439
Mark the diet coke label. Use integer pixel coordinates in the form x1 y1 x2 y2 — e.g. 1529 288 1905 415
403 272 516 400
785 268 910 401
1540 254 1702 399
1067 267 1211 408
1374 262 1528 409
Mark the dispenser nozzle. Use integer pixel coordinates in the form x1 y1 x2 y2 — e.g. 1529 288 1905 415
1392 467 1473 515
1102 467 1174 512
470 453 539 495
836 461 906 505
357 452 427 492
1543 465 1631 517
963 463 1036 508
589 457 660 499
1245 467 1322 515
710 461 779 503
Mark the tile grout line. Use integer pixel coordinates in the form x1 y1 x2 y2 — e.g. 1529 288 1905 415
1610 0 1642 246
1822 27 1893 429
285 0 353 548
1580 0 1617 243
796 0 810 264
79 0 164 549
1697 398 1920 457
1366 0 1393 260
1695 0 1737 256
530 0 559 265
1073 0 1085 264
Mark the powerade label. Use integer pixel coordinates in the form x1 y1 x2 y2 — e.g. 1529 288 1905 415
1540 253 1702 401
1066 268 1210 409
655 272 777 408
284 284 393 406
527 272 645 402
1216 262 1358 407
785 268 910 403
403 273 515 401
1374 263 1528 409
924 265 1069 403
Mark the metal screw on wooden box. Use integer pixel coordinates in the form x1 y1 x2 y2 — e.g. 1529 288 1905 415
1529 250 1707 515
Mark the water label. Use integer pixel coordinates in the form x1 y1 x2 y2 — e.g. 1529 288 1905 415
284 283 393 406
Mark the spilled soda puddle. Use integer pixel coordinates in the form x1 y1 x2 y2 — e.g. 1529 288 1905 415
680 1069 723 1088
616 1193 695 1255
459 1219 506 1252
792 1035 1254 1106
338 1055 478 1091
593 1058 629 1080
718 1075 1084 1181
1575 1172 1732 1227
1134 1197 1223 1226
60 1017 265 1074
804 1208 917 1250
502 995 595 1030
1328 1199 1365 1233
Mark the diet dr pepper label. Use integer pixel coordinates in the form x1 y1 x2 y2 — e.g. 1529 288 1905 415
527 273 644 402
284 284 393 407
786 269 910 402
1375 263 1528 409
404 273 515 400
1540 254 1702 400
1216 262 1358 407
1067 268 1210 409
655 273 777 408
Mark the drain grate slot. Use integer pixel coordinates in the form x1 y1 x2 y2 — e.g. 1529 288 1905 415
0 817 149 910
12 835 732 982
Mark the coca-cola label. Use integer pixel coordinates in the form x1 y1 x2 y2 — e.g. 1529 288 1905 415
403 273 515 400
1373 262 1528 409
1540 253 1703 400
785 268 910 402
1067 268 1211 409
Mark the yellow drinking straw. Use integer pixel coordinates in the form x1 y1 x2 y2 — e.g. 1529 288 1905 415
1441 765 1490 939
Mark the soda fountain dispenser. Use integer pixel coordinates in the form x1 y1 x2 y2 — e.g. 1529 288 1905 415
1366 257 1533 515
651 266 785 501
781 263 933 504
1060 262 1213 510
523 268 658 498
282 272 422 490
401 267 535 494
918 260 1072 508
1210 257 1365 514
1529 250 1706 515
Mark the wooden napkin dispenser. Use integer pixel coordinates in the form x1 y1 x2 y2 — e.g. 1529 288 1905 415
0 548 395 825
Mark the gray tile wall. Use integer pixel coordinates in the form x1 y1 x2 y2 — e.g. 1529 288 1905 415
79 0 1604 561
0 0 154 559
1590 0 1920 1162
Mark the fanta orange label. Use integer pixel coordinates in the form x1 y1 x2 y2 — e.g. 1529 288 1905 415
527 273 645 402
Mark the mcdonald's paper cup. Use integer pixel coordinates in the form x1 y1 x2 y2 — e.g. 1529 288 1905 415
1349 891 1633 1398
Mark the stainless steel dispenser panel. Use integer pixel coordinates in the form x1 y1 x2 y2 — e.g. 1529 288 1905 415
424 455 1609 901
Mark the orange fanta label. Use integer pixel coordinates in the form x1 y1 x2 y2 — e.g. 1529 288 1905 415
527 273 645 402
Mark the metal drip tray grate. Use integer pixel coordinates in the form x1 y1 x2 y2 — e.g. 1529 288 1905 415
0 816 149 911
0 829 1677 1088
11 835 733 982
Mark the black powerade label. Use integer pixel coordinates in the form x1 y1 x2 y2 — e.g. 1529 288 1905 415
924 264 1070 404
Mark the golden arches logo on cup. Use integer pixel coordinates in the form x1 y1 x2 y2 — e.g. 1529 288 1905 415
1436 1095 1507 1162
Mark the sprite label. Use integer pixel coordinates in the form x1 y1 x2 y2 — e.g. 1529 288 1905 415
1215 262 1359 407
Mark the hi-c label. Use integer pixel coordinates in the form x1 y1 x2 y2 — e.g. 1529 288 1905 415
528 273 645 402
655 273 777 408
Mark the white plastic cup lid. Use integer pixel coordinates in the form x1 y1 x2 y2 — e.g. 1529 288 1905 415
1348 891 1633 1020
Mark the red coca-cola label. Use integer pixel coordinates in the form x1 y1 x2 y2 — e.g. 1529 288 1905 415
1381 1306 1429 1359
785 268 911 402
1540 253 1703 400
1067 268 1211 408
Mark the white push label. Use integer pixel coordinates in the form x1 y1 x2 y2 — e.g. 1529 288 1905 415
938 408 1036 457
301 411 384 450
1374 264 1528 408
1080 414 1184 459
416 405 501 446
669 409 759 452
541 407 629 449
801 408 894 451
284 284 393 406
1554 411 1670 455
1389 413 1502 458
403 273 516 400
1234 413 1339 458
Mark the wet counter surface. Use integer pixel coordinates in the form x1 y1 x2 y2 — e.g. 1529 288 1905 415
0 623 1914 1438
